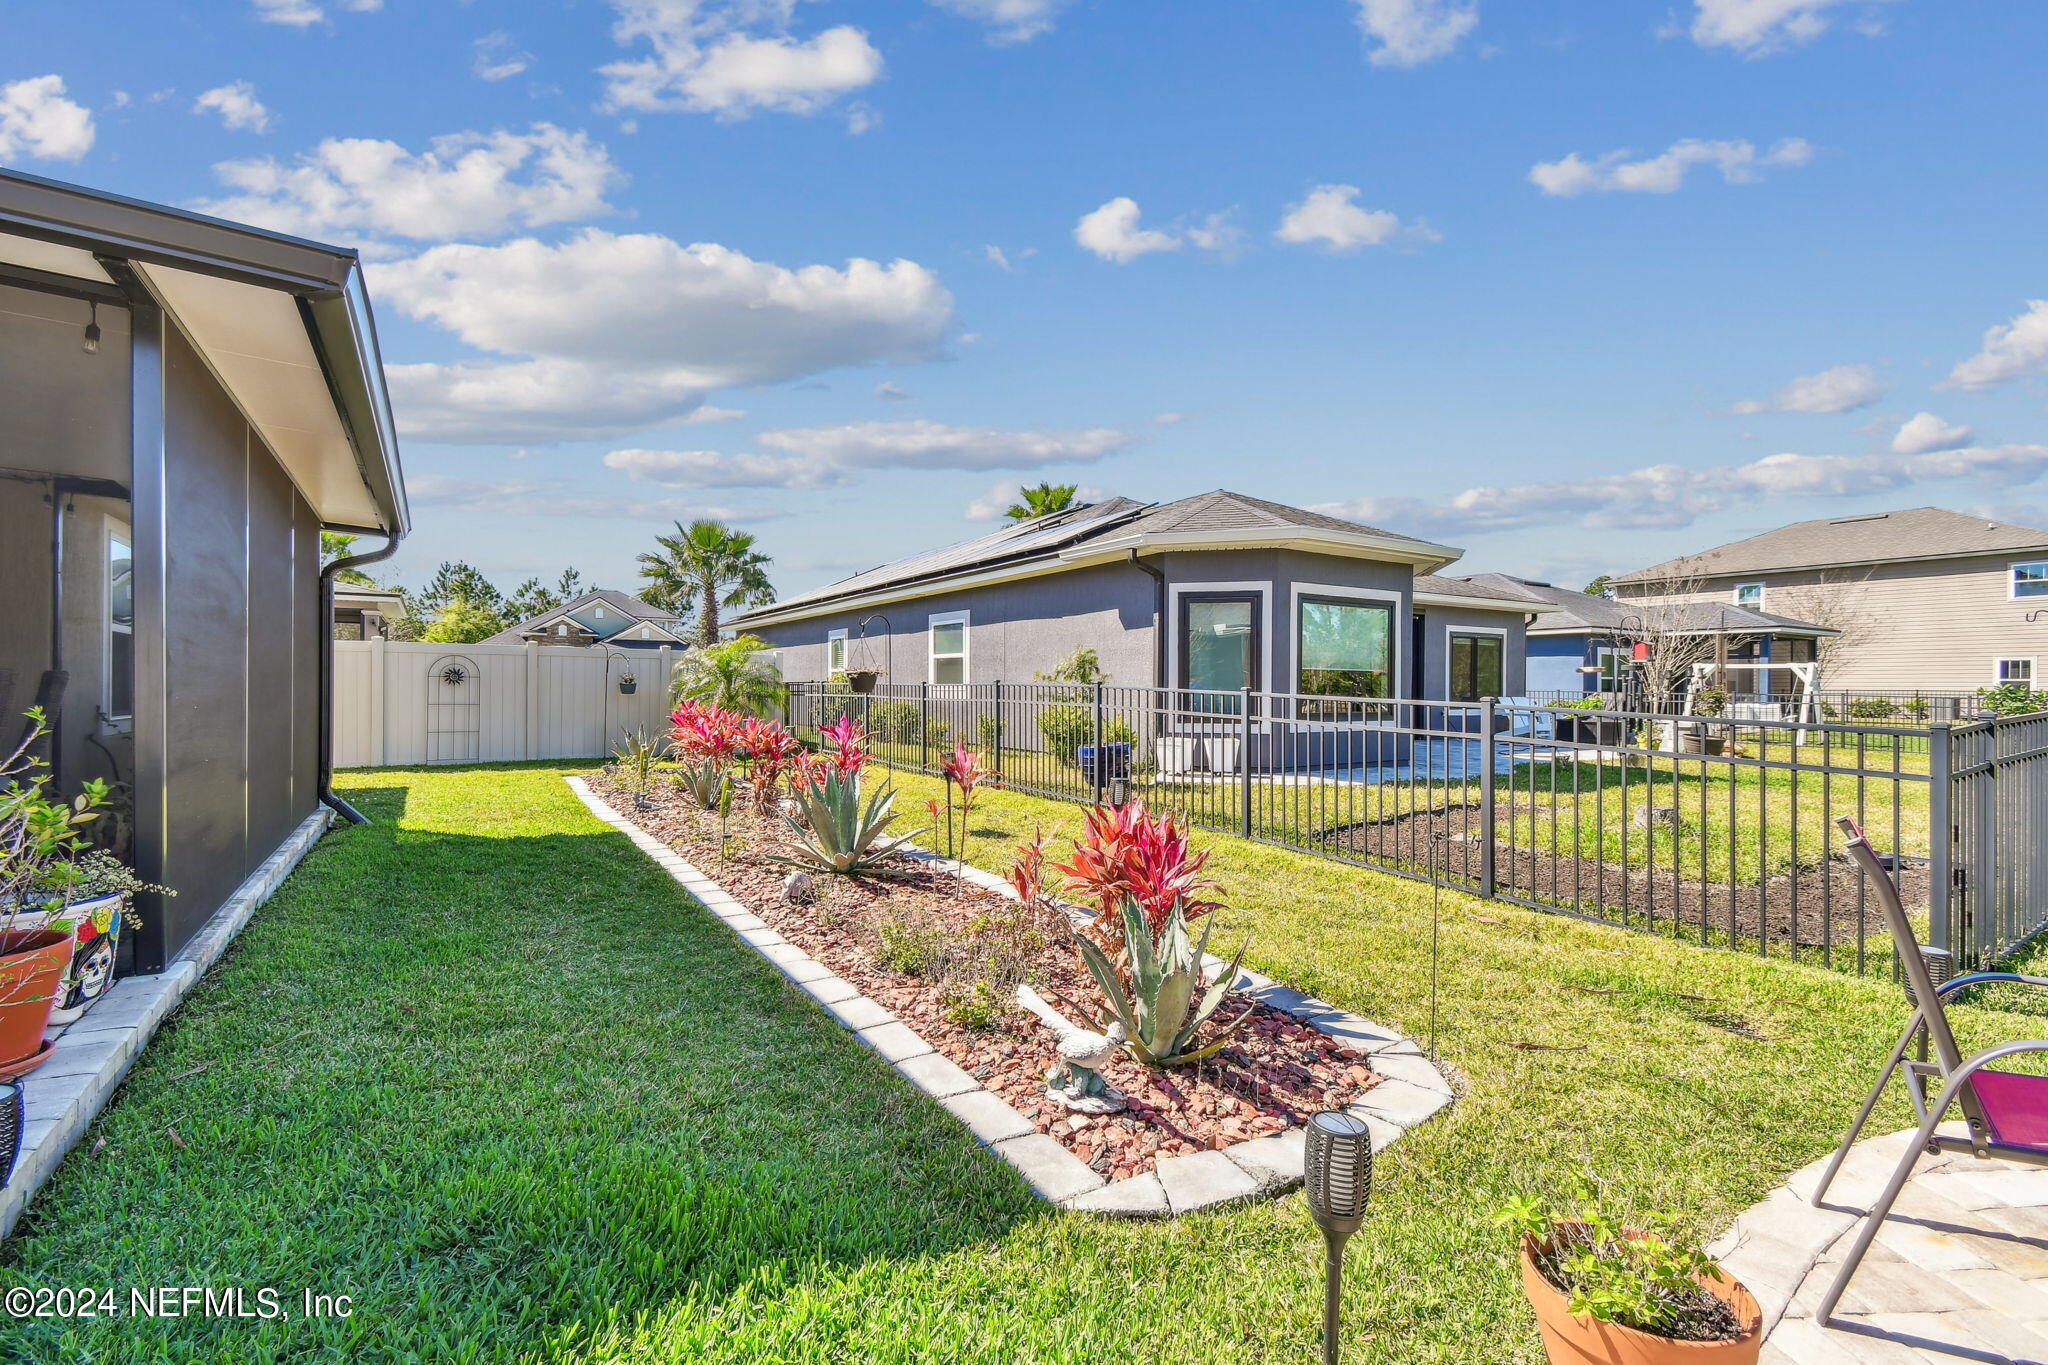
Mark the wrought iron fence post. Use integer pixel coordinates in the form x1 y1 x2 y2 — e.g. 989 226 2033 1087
920 681 931 773
992 680 1004 761
1479 696 1498 901
1928 722 1953 960
1092 681 1106 805
1240 686 1254 839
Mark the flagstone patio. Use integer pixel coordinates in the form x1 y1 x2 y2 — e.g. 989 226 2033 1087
1712 1125 2048 1364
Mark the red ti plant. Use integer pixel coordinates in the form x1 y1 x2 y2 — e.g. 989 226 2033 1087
817 713 872 778
1006 826 1051 909
938 739 997 859
1052 798 1219 942
669 701 742 767
736 717 800 812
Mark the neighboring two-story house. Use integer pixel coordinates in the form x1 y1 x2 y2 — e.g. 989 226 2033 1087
732 490 1554 703
483 589 688 650
1610 507 2048 695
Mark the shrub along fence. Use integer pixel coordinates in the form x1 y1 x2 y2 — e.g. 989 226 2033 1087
785 681 2048 977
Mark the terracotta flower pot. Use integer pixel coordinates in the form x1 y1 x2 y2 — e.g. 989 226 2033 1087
1519 1230 1762 1365
0 929 76 1070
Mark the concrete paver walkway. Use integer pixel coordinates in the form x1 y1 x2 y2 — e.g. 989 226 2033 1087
1711 1126 2048 1364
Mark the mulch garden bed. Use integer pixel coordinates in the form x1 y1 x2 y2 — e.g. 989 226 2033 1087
590 774 1382 1182
1323 803 1922 953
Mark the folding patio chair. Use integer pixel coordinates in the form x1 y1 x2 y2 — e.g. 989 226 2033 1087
1809 815 2048 1321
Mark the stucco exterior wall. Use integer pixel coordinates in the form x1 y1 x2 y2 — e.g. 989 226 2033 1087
1420 603 1531 699
1614 556 2047 693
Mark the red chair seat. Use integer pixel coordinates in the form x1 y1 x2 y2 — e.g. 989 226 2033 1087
1971 1070 2048 1149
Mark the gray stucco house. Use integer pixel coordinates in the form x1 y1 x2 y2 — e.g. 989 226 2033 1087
733 490 1553 704
482 588 687 650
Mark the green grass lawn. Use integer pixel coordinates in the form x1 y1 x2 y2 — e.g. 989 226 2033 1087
2 760 2035 1363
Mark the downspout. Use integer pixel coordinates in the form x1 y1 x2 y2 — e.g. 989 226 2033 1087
318 530 401 824
1128 549 1166 688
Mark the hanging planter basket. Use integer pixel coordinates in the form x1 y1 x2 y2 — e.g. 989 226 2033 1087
845 670 879 694
618 677 638 696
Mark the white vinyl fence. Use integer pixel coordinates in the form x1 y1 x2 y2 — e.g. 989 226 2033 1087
332 640 684 767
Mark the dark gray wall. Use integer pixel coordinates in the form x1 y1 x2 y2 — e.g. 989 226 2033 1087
143 322 320 968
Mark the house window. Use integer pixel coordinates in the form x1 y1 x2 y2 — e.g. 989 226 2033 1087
555 623 568 637
1297 596 1390 700
593 604 606 619
2014 562 2048 599
827 628 848 676
1734 582 1764 609
105 521 132 723
1594 646 1624 690
929 611 969 684
1996 658 2036 687
640 628 651 640
1448 630 1505 703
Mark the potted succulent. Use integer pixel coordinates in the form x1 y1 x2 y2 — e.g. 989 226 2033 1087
617 669 638 696
0 710 100 1076
1501 1191 1761 1364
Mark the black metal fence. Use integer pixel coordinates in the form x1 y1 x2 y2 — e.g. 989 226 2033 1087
1944 712 2048 967
782 681 2048 976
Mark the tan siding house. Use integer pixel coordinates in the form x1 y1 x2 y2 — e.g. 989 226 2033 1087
1611 508 2048 695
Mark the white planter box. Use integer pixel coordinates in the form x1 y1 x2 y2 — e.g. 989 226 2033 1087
1157 736 1202 775
1204 738 1241 773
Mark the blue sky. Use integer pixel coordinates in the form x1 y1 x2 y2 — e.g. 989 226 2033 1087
8 0 2048 602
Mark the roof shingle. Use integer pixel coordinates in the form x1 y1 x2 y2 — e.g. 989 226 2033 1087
1613 507 2048 584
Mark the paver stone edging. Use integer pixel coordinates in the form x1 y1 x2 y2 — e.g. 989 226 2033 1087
567 776 1456 1217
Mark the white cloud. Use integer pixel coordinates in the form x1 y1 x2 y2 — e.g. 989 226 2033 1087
1074 197 1181 264
373 229 955 443
1730 363 1883 415
0 76 95 162
756 419 1134 471
1687 0 1893 57
1274 185 1436 252
603 448 845 488
192 82 271 134
1313 443 2048 538
874 381 912 402
1184 208 1248 259
1349 0 1479 68
194 124 622 245
601 1 882 124
1153 412 1187 424
1529 137 1812 196
409 472 782 523
929 0 1069 44
964 478 1108 521
1944 300 2048 393
473 33 534 82
1891 412 1974 456
252 0 380 25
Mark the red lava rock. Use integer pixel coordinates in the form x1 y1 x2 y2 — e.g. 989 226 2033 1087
593 775 1385 1182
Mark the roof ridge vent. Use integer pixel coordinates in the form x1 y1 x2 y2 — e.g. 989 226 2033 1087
1826 512 1889 525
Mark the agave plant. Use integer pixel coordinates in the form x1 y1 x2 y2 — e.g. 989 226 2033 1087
775 767 919 876
1071 896 1250 1068
608 729 663 806
672 758 729 811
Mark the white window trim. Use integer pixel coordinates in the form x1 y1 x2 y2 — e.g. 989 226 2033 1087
1593 644 1623 690
1994 657 2037 686
826 628 849 676
1733 582 1765 610
1286 582 1401 728
1443 623 1510 703
1162 581 1275 730
593 603 606 619
2010 559 2048 600
927 609 970 685
104 517 133 729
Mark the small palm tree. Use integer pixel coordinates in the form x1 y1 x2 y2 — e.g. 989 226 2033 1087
1004 482 1079 522
638 519 775 646
670 636 783 717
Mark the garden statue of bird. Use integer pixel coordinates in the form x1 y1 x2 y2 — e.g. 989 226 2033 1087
1017 984 1128 1113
